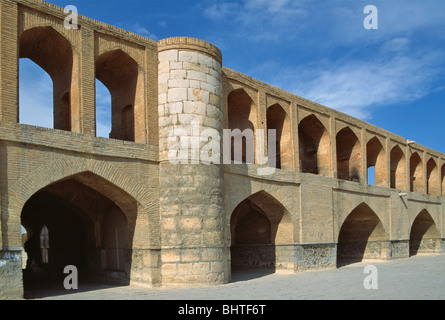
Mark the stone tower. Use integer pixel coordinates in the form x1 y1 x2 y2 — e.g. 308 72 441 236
157 37 227 286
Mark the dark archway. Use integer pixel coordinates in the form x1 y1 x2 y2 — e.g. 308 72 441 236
21 172 137 299
426 158 440 196
390 145 406 190
367 137 386 187
409 210 439 256
266 104 292 170
227 88 257 164
230 191 292 278
298 115 330 176
337 203 386 267
336 127 361 182
410 152 424 193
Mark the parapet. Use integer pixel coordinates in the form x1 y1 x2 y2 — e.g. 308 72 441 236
158 37 222 64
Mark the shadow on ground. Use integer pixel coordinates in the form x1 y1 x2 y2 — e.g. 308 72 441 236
23 271 128 300
230 267 275 283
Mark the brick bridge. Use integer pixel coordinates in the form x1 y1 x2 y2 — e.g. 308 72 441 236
0 0 444 299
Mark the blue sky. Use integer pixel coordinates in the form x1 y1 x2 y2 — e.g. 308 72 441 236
20 0 445 153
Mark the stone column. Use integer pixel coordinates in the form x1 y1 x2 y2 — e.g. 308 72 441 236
158 37 227 286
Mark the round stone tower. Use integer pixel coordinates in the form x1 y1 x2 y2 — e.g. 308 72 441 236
158 37 227 286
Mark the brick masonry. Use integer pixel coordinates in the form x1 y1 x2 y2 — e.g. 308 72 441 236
0 0 444 299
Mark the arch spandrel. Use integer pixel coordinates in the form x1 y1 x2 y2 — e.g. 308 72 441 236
335 121 361 140
297 108 330 135
335 201 388 240
8 157 158 249
94 34 146 69
229 190 294 245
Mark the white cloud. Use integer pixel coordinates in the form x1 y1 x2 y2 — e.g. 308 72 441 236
288 50 444 120
202 0 307 41
244 0 306 15
129 22 158 40
381 37 410 52
204 2 240 20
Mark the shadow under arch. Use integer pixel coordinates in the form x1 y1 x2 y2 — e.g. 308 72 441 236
267 104 292 170
21 171 140 299
298 114 330 176
336 126 362 182
227 88 257 164
230 191 293 280
410 152 425 193
367 136 386 187
337 203 387 267
409 209 439 256
390 145 406 190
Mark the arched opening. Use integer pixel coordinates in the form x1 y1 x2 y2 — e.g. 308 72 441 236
426 158 440 196
390 145 406 190
21 172 137 299
95 50 139 142
39 225 49 265
367 137 386 187
227 89 257 164
409 210 439 256
19 59 53 128
337 203 386 267
336 127 362 182
95 79 112 138
230 191 292 278
298 115 330 176
410 152 425 193
19 26 74 131
266 104 292 170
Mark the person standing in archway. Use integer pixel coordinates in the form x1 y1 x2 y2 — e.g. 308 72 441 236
24 234 41 273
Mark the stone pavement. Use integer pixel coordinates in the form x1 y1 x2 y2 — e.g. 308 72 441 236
27 254 445 300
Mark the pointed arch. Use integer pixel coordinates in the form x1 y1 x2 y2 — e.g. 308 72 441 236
39 225 49 264
409 210 439 256
267 104 292 170
19 26 74 131
410 152 425 193
367 137 386 186
227 88 257 164
426 158 440 196
390 145 406 190
230 191 293 272
298 114 330 176
337 203 387 266
336 127 362 182
20 168 153 295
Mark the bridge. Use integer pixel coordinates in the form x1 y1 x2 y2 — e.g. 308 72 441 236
0 0 444 299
